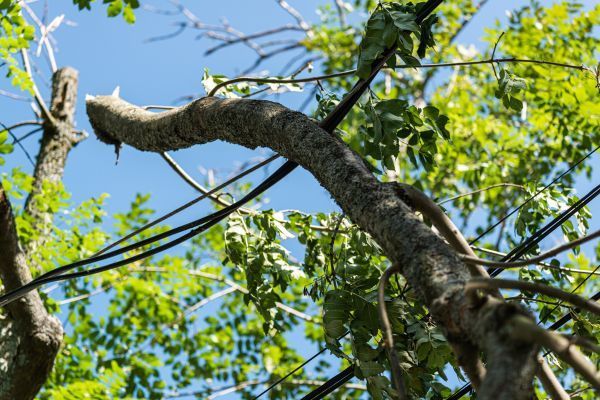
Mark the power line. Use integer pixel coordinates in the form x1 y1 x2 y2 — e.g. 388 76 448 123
300 366 354 400
0 158 292 307
490 182 600 277
446 184 600 399
471 144 599 245
301 150 600 399
251 348 328 400
1 0 444 312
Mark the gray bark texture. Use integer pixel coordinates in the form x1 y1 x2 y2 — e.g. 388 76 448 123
86 94 539 399
0 67 80 400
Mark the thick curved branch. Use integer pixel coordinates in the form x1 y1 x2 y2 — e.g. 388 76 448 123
394 183 488 388
86 94 540 399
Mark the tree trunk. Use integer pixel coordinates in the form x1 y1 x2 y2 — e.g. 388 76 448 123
0 67 81 400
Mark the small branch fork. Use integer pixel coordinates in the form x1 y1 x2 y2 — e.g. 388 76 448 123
465 278 600 317
508 316 600 391
461 228 600 270
145 1 311 72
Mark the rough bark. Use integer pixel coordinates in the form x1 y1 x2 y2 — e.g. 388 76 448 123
86 94 540 399
0 67 80 400
0 185 62 400
23 67 83 258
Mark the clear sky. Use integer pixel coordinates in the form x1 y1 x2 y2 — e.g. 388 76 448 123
1 0 598 398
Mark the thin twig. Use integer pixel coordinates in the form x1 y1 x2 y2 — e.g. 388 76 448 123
471 246 600 276
465 278 600 316
536 356 570 400
437 183 525 205
160 152 334 232
328 214 345 286
204 25 302 55
275 0 313 37
333 0 348 27
209 57 590 97
20 49 56 126
508 315 600 390
19 0 60 72
377 264 408 400
0 89 30 101
490 32 505 80
131 266 316 322
461 228 600 269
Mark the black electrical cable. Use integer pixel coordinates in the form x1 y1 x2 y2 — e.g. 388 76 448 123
304 170 600 399
300 366 355 400
251 348 329 400
0 159 296 307
490 182 600 277
470 144 599 245
445 184 600 399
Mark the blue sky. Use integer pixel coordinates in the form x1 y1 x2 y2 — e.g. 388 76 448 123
1 0 598 398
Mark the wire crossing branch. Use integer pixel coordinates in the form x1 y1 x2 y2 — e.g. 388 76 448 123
87 94 541 399
0 67 81 400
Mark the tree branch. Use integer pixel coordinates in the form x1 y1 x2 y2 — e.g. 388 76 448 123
23 67 83 258
160 152 338 233
461 228 600 270
508 316 600 391
275 0 313 37
378 264 408 399
208 57 590 97
86 93 541 398
471 246 600 276
437 183 525 205
466 278 600 316
131 266 316 323
20 49 56 127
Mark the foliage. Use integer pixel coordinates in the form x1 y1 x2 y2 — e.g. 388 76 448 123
0 0 599 399
72 0 139 23
0 1 33 91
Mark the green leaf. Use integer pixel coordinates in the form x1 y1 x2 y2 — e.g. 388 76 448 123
359 360 385 377
106 0 123 17
123 4 135 24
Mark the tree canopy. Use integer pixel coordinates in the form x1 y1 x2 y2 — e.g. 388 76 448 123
0 1 599 399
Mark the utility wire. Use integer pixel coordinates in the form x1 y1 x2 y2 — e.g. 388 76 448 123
0 158 292 307
471 144 599 245
302 152 600 399
251 348 328 400
1 0 445 312
490 182 600 277
252 1 447 398
446 184 600 400
300 366 355 400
